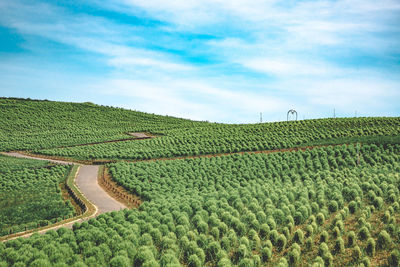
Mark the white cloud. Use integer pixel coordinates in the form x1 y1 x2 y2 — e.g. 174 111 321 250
240 58 335 76
0 0 398 123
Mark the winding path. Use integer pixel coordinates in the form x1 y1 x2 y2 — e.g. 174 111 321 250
76 165 125 213
1 152 126 240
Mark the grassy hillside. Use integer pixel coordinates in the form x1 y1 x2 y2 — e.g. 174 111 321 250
1 98 399 266
1 144 399 266
0 155 74 235
2 98 399 159
0 98 204 151
35 117 400 161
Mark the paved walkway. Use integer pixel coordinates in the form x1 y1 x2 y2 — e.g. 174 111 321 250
1 152 126 241
75 165 125 214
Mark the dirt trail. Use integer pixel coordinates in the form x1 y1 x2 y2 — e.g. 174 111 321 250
2 152 73 165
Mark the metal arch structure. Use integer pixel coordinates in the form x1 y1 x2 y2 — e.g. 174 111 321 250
287 109 298 121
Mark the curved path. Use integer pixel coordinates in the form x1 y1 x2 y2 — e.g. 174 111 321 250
76 165 125 213
1 152 126 235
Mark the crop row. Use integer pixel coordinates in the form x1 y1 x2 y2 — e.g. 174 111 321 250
1 144 399 266
0 165 75 235
35 117 400 160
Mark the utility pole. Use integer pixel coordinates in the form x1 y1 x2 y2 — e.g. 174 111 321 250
333 108 336 118
260 112 262 123
355 110 357 118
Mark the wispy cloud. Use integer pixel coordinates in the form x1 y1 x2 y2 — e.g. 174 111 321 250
0 0 398 122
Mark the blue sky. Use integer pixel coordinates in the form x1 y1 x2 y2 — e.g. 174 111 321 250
0 0 399 123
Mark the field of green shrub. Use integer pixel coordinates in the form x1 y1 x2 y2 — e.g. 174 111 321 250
1 144 399 266
0 154 51 173
0 98 203 151
1 98 399 266
1 98 399 162
35 117 400 161
0 160 74 236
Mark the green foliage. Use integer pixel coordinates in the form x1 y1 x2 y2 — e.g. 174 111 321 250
287 244 301 266
312 256 324 267
352 245 362 261
261 247 272 262
316 213 325 226
293 229 304 244
347 231 356 247
377 230 392 250
1 128 399 266
333 237 345 255
358 227 370 241
318 242 329 257
320 231 329 244
328 200 338 213
0 154 51 173
276 234 287 252
388 250 400 267
0 165 74 234
365 238 376 257
1 98 394 160
217 257 232 267
361 257 371 267
305 237 313 251
109 255 130 267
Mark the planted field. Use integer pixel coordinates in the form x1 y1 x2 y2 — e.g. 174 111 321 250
34 118 400 161
0 98 399 266
1 144 399 266
0 98 203 151
0 154 51 173
0 160 75 236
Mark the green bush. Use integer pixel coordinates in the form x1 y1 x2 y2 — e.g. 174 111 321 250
358 227 370 241
276 234 287 252
259 224 270 240
252 255 261 267
287 248 300 267
261 247 272 262
377 230 391 250
332 226 341 239
349 201 357 214
109 256 130 267
333 237 345 255
318 242 329 257
238 258 253 267
347 231 356 247
312 256 324 267
305 224 314 237
328 200 338 213
323 252 334 267
372 197 384 210
361 257 371 267
277 257 288 267
383 211 391 224
352 245 362 261
305 237 313 251
217 257 232 267
269 230 279 246
316 213 325 226
188 254 202 267
365 238 375 257
293 229 304 244
388 249 400 267
320 231 329 243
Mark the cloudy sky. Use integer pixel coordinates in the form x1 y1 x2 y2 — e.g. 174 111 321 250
0 0 399 123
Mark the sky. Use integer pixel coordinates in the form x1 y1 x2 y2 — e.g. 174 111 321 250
0 0 399 123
